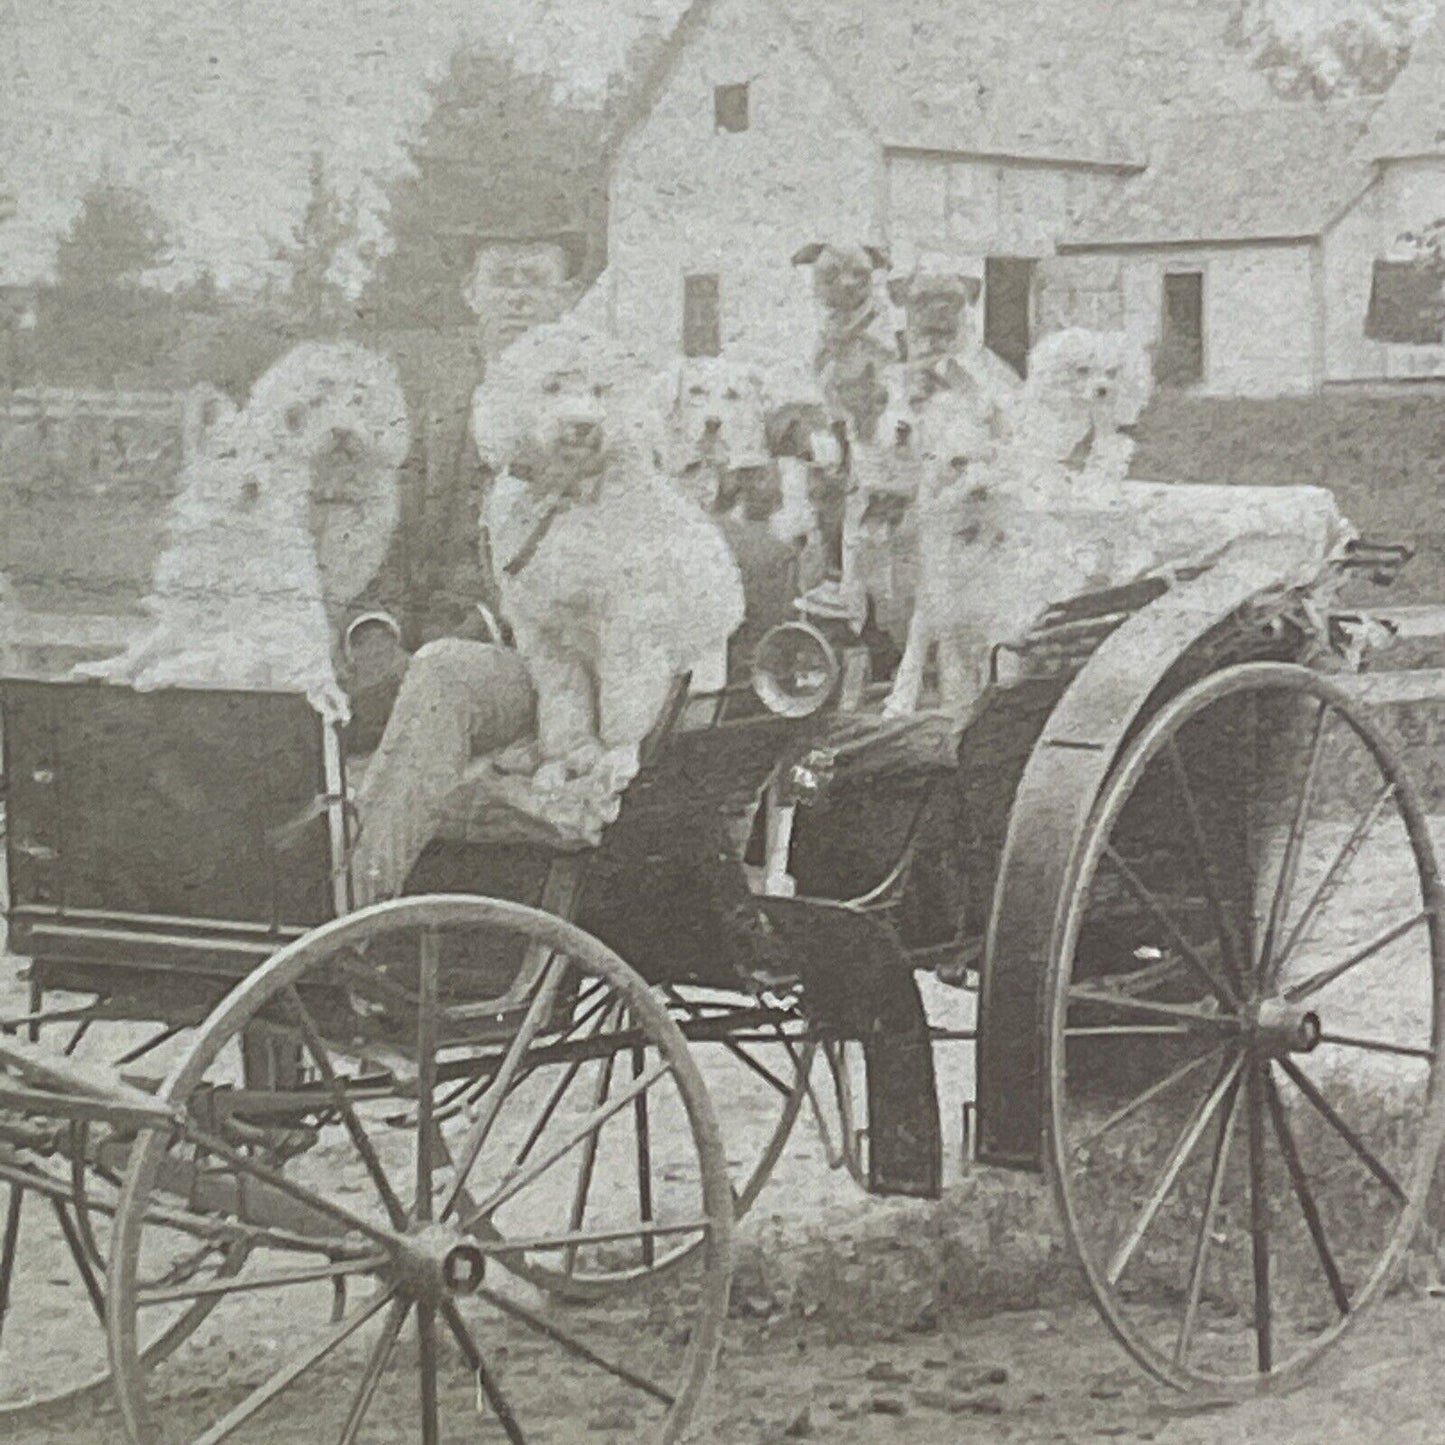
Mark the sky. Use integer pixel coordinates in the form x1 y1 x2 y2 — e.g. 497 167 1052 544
0 0 689 291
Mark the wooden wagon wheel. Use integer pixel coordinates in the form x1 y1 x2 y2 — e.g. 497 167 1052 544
0 994 244 1416
1047 662 1445 1394
107 895 732 1445
485 981 814 1302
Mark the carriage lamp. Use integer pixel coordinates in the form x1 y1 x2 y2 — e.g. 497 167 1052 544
751 621 842 718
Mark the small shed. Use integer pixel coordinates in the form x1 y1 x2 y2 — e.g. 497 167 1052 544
1055 103 1378 397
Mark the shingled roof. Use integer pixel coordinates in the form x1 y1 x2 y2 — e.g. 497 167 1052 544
609 0 1284 167
1061 100 1380 249
796 0 1283 166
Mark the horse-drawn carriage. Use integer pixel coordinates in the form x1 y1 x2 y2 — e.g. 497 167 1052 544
1 454 1439 1440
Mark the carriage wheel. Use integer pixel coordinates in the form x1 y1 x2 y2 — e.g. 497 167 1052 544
108 895 732 1444
1048 662 1445 1394
0 985 241 1416
491 982 813 1301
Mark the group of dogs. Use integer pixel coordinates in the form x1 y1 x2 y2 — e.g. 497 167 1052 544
76 244 1159 834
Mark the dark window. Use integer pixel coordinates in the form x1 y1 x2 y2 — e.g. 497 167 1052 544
1156 271 1204 387
714 83 750 133
683 273 721 357
1365 259 1445 344
984 257 1035 378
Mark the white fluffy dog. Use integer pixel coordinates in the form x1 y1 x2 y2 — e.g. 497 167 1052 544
1005 327 1150 502
883 328 1151 719
73 342 410 722
473 321 745 798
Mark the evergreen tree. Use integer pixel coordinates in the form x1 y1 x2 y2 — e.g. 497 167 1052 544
53 183 169 291
272 152 365 333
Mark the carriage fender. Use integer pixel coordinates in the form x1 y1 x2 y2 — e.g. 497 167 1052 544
974 541 1335 1172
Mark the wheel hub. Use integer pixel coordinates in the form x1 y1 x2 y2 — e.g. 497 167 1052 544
1247 997 1322 1056
391 1223 487 1301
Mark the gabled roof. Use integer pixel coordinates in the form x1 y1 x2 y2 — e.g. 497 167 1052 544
796 0 1282 166
1061 101 1380 250
1361 8 1445 161
608 0 1284 167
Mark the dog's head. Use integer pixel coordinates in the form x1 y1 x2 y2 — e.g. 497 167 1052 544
244 342 411 477
472 322 668 496
669 353 771 477
792 242 890 321
1018 328 1152 463
888 255 983 358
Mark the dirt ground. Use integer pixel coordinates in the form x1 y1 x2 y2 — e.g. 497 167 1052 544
2 805 1444 1443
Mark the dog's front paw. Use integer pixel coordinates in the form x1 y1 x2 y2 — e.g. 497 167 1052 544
560 737 605 779
308 680 352 726
881 688 915 720
493 739 545 775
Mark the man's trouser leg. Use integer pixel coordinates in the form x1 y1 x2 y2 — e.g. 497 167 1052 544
350 639 535 905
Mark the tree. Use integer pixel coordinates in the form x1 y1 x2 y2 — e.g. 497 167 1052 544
362 35 659 330
272 152 366 333
52 183 169 291
1227 0 1434 98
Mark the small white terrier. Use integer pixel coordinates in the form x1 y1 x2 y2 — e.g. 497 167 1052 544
883 328 1152 719
74 342 410 722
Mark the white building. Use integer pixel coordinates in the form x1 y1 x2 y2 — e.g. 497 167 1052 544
598 0 1278 376
599 0 1445 397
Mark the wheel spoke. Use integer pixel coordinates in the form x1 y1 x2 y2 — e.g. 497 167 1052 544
1245 1059 1273 1374
1284 912 1429 1004
1105 1054 1243 1287
507 1004 616 1174
1101 846 1239 1010
441 1300 527 1444
51 1199 105 1323
285 989 408 1230
174 1124 398 1250
115 1023 185 1068
416 927 440 1224
1275 781 1396 978
1071 1045 1228 1157
470 1217 713 1256
478 1284 674 1405
417 1299 440 1445
190 1287 396 1445
463 1060 673 1228
137 1253 389 1307
440 954 568 1223
0 1183 23 1340
338 1296 410 1445
1165 739 1247 984
632 1039 656 1268
1258 702 1329 984
564 1019 618 1277
1317 1032 1433 1061
1263 1066 1350 1318
1174 1070 1242 1367
716 1036 797 1099
1066 984 1230 1029
1277 1057 1406 1203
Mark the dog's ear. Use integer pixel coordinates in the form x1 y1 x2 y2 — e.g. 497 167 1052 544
791 242 825 267
886 276 912 308
863 246 890 271
961 276 982 306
